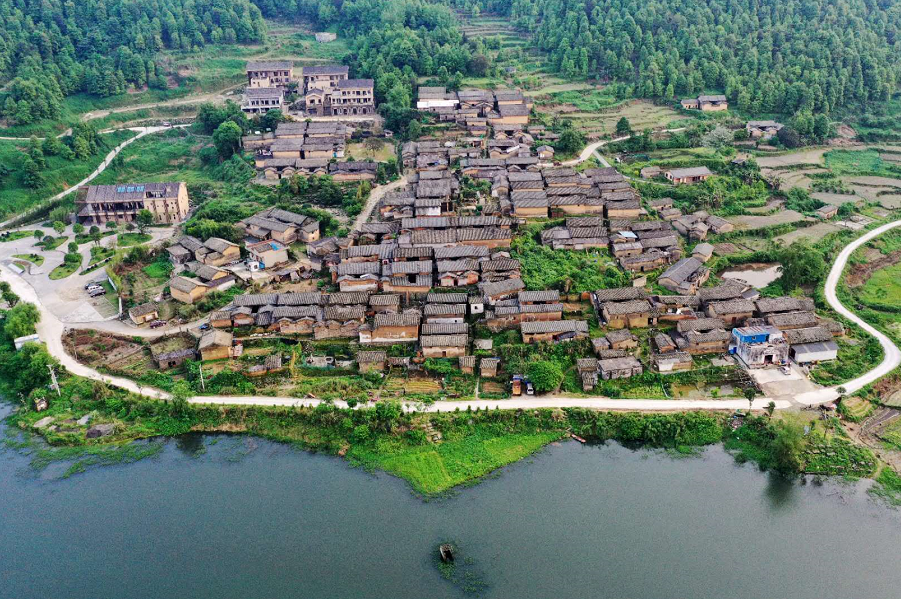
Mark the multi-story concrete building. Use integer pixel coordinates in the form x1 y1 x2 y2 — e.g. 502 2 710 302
246 60 294 88
76 182 189 225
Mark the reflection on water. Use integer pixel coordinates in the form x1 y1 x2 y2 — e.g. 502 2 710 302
2 422 901 599
720 263 783 289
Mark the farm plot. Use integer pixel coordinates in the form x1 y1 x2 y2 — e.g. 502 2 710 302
728 210 808 230
775 222 842 244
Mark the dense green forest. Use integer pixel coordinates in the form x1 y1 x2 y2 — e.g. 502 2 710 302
450 0 901 115
0 0 265 124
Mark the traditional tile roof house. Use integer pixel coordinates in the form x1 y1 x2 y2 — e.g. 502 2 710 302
198 330 234 361
480 278 525 303
459 355 476 374
480 357 500 377
521 320 589 344
421 334 468 358
598 356 643 380
356 351 387 373
169 275 210 304
653 351 693 372
765 311 818 330
600 299 654 329
239 208 320 244
128 302 159 325
665 167 713 185
154 347 197 370
604 328 639 349
705 298 756 325
366 313 421 344
755 297 816 315
659 258 710 294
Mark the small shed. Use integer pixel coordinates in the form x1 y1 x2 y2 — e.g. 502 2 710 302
459 355 476 374
357 351 387 372
129 302 159 325
480 357 500 378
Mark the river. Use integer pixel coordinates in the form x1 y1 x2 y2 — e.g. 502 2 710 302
2 410 901 598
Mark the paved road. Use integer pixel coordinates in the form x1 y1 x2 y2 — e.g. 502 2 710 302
351 176 409 232
2 188 898 413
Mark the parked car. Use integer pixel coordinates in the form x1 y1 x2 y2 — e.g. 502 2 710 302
198 323 210 331
525 382 535 396
149 320 166 329
88 289 106 297
84 281 104 290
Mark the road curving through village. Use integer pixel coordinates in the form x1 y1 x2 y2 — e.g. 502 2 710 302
1 197 899 414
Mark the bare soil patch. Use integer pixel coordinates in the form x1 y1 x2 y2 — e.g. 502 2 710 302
775 222 841 244
846 249 901 287
728 210 807 229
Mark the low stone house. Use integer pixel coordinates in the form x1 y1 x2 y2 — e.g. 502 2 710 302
366 313 421 344
600 299 654 329
598 356 643 380
480 357 500 377
357 351 387 372
652 351 693 373
665 167 713 185
705 298 755 326
129 302 159 325
153 347 196 370
521 320 589 344
459 355 476 374
198 330 234 361
421 334 468 358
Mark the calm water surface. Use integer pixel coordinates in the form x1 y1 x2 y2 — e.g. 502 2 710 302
2 407 901 599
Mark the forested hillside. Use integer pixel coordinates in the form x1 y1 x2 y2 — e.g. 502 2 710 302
450 0 901 115
0 0 266 124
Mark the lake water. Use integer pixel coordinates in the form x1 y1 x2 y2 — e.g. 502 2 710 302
3 406 901 598
720 263 783 289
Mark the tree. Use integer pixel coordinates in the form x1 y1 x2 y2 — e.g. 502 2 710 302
3 302 41 339
352 424 371 443
701 126 734 149
743 387 757 411
67 241 78 254
526 361 564 394
615 117 632 136
781 240 826 288
106 221 118 231
777 127 802 149
73 223 85 235
770 420 806 475
22 157 43 189
556 128 586 155
89 225 100 235
213 120 243 160
52 221 65 235
374 400 402 432
33 229 44 240
765 401 777 417
135 209 154 234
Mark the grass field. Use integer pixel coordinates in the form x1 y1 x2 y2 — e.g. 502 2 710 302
858 262 901 309
345 142 396 162
1 231 35 242
0 130 135 220
37 236 68 251
49 257 82 280
12 253 44 266
92 129 217 187
351 429 563 495
117 233 152 247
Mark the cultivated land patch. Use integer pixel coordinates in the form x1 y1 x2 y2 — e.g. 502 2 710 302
812 192 859 205
728 210 807 229
775 222 842 244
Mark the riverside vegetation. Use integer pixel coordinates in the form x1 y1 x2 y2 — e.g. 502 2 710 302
1 298 898 499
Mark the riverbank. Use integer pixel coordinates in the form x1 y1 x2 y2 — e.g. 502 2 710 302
7 374 901 500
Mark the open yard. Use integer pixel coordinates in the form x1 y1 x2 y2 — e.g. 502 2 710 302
858 262 901 310
540 99 688 138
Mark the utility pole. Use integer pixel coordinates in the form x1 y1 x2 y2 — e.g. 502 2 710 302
47 365 61 397
198 363 206 391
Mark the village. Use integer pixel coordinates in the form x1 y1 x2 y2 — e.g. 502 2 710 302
0 54 860 407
